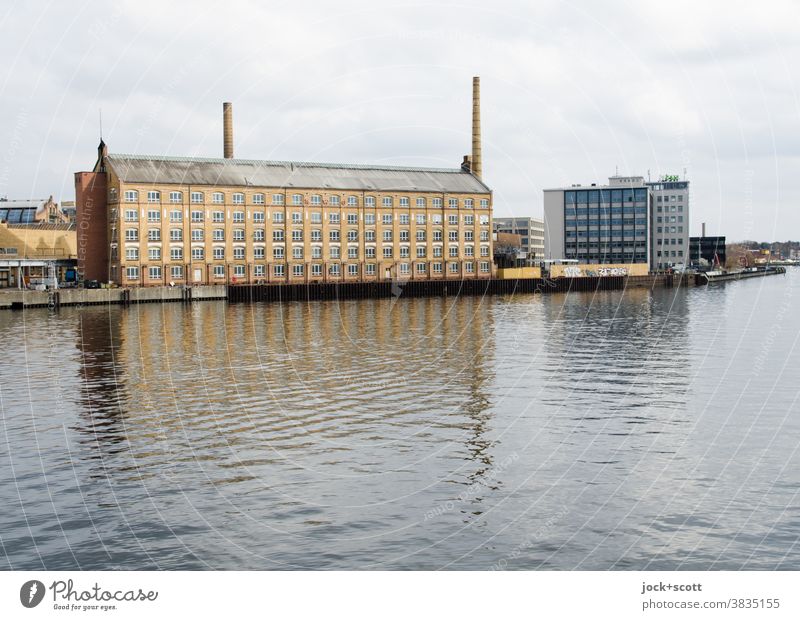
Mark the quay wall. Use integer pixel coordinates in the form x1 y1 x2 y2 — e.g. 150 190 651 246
0 273 698 310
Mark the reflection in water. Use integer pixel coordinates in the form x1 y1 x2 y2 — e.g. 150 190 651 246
1 273 799 569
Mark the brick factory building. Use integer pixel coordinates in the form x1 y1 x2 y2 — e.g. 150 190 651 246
75 78 493 287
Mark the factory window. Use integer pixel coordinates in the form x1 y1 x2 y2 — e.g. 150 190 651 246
416 230 426 242
253 211 265 223
310 212 322 224
464 215 474 225
383 247 393 258
365 230 375 242
325 195 338 207
171 266 183 279
254 247 265 259
432 262 442 273
382 214 392 225
449 231 458 242
273 247 284 259
330 246 340 258
416 214 426 225
170 209 182 222
191 210 204 223
328 212 340 225
416 247 426 258
232 211 244 223
416 197 426 208
348 247 358 259
253 193 265 205
310 195 321 206
273 211 284 224
399 197 409 207
312 247 322 259
365 213 375 225
480 261 490 273
432 214 442 224
191 192 204 204
464 199 474 209
365 196 376 207
448 198 458 208
126 266 139 279
272 194 284 205
254 265 265 277
329 264 340 276
347 230 358 242
415 262 426 274
348 196 358 206
311 229 322 242
214 265 225 278
233 229 245 241
433 230 443 242
170 247 183 261
124 190 138 202
366 263 376 276
273 264 284 277
382 197 393 208
464 246 474 257
347 213 358 225
398 214 408 225
480 199 489 209
330 230 340 242
146 191 160 204
365 247 376 258
433 198 443 208
149 266 162 279
125 229 139 241
213 247 224 260
465 262 474 273
449 262 459 273
400 247 410 258
212 192 224 204
287 211 300 224
480 231 489 241
273 230 285 242
147 209 160 223
449 247 458 257
125 247 139 260
399 230 409 241
292 264 304 277
292 230 303 241
148 229 161 241
234 247 245 260
191 229 204 241
292 194 303 206
480 246 490 257
232 193 244 205
399 263 410 275
124 209 138 222
213 229 225 241
211 211 223 223
383 230 393 242
169 192 182 203
192 247 204 260
311 264 322 277
448 215 458 225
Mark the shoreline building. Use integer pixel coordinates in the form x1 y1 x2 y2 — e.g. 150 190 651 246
492 216 544 261
543 176 651 268
75 79 493 287
645 175 690 271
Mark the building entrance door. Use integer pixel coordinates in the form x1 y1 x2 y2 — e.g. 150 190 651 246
193 268 202 283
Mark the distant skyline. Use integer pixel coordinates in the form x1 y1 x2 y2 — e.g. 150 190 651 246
1 0 798 240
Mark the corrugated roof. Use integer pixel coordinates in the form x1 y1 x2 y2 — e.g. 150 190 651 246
6 222 75 231
105 154 491 194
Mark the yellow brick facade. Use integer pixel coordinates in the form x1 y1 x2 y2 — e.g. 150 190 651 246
107 179 494 286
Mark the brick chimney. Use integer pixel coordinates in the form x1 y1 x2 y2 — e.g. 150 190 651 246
472 76 482 178
223 102 233 159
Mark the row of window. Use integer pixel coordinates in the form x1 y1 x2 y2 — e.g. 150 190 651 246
565 189 648 204
656 195 684 202
656 226 684 234
126 261 493 280
122 209 491 226
123 228 491 243
657 238 684 246
124 244 491 261
120 189 490 209
657 250 685 257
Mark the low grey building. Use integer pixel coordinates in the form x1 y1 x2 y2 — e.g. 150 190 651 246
492 216 545 260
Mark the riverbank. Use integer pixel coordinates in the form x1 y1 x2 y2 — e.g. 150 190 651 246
0 274 698 309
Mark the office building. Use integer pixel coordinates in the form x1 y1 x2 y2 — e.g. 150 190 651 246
646 176 690 270
493 217 544 260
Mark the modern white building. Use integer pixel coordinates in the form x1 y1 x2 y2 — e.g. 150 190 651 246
492 216 545 260
645 176 690 271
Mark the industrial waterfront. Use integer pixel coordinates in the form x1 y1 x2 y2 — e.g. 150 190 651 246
1 271 797 570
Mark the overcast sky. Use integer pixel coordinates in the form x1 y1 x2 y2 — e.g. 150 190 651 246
1 0 798 241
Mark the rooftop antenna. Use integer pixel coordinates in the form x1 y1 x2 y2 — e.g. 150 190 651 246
647 168 651 182
683 167 687 180
615 165 619 176
99 108 103 141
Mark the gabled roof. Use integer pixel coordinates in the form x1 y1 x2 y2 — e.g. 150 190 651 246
104 154 491 194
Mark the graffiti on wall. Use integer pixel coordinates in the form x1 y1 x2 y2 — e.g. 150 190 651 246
562 266 628 278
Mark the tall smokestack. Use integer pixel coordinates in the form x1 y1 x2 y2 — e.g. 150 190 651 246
472 76 482 178
223 102 233 159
